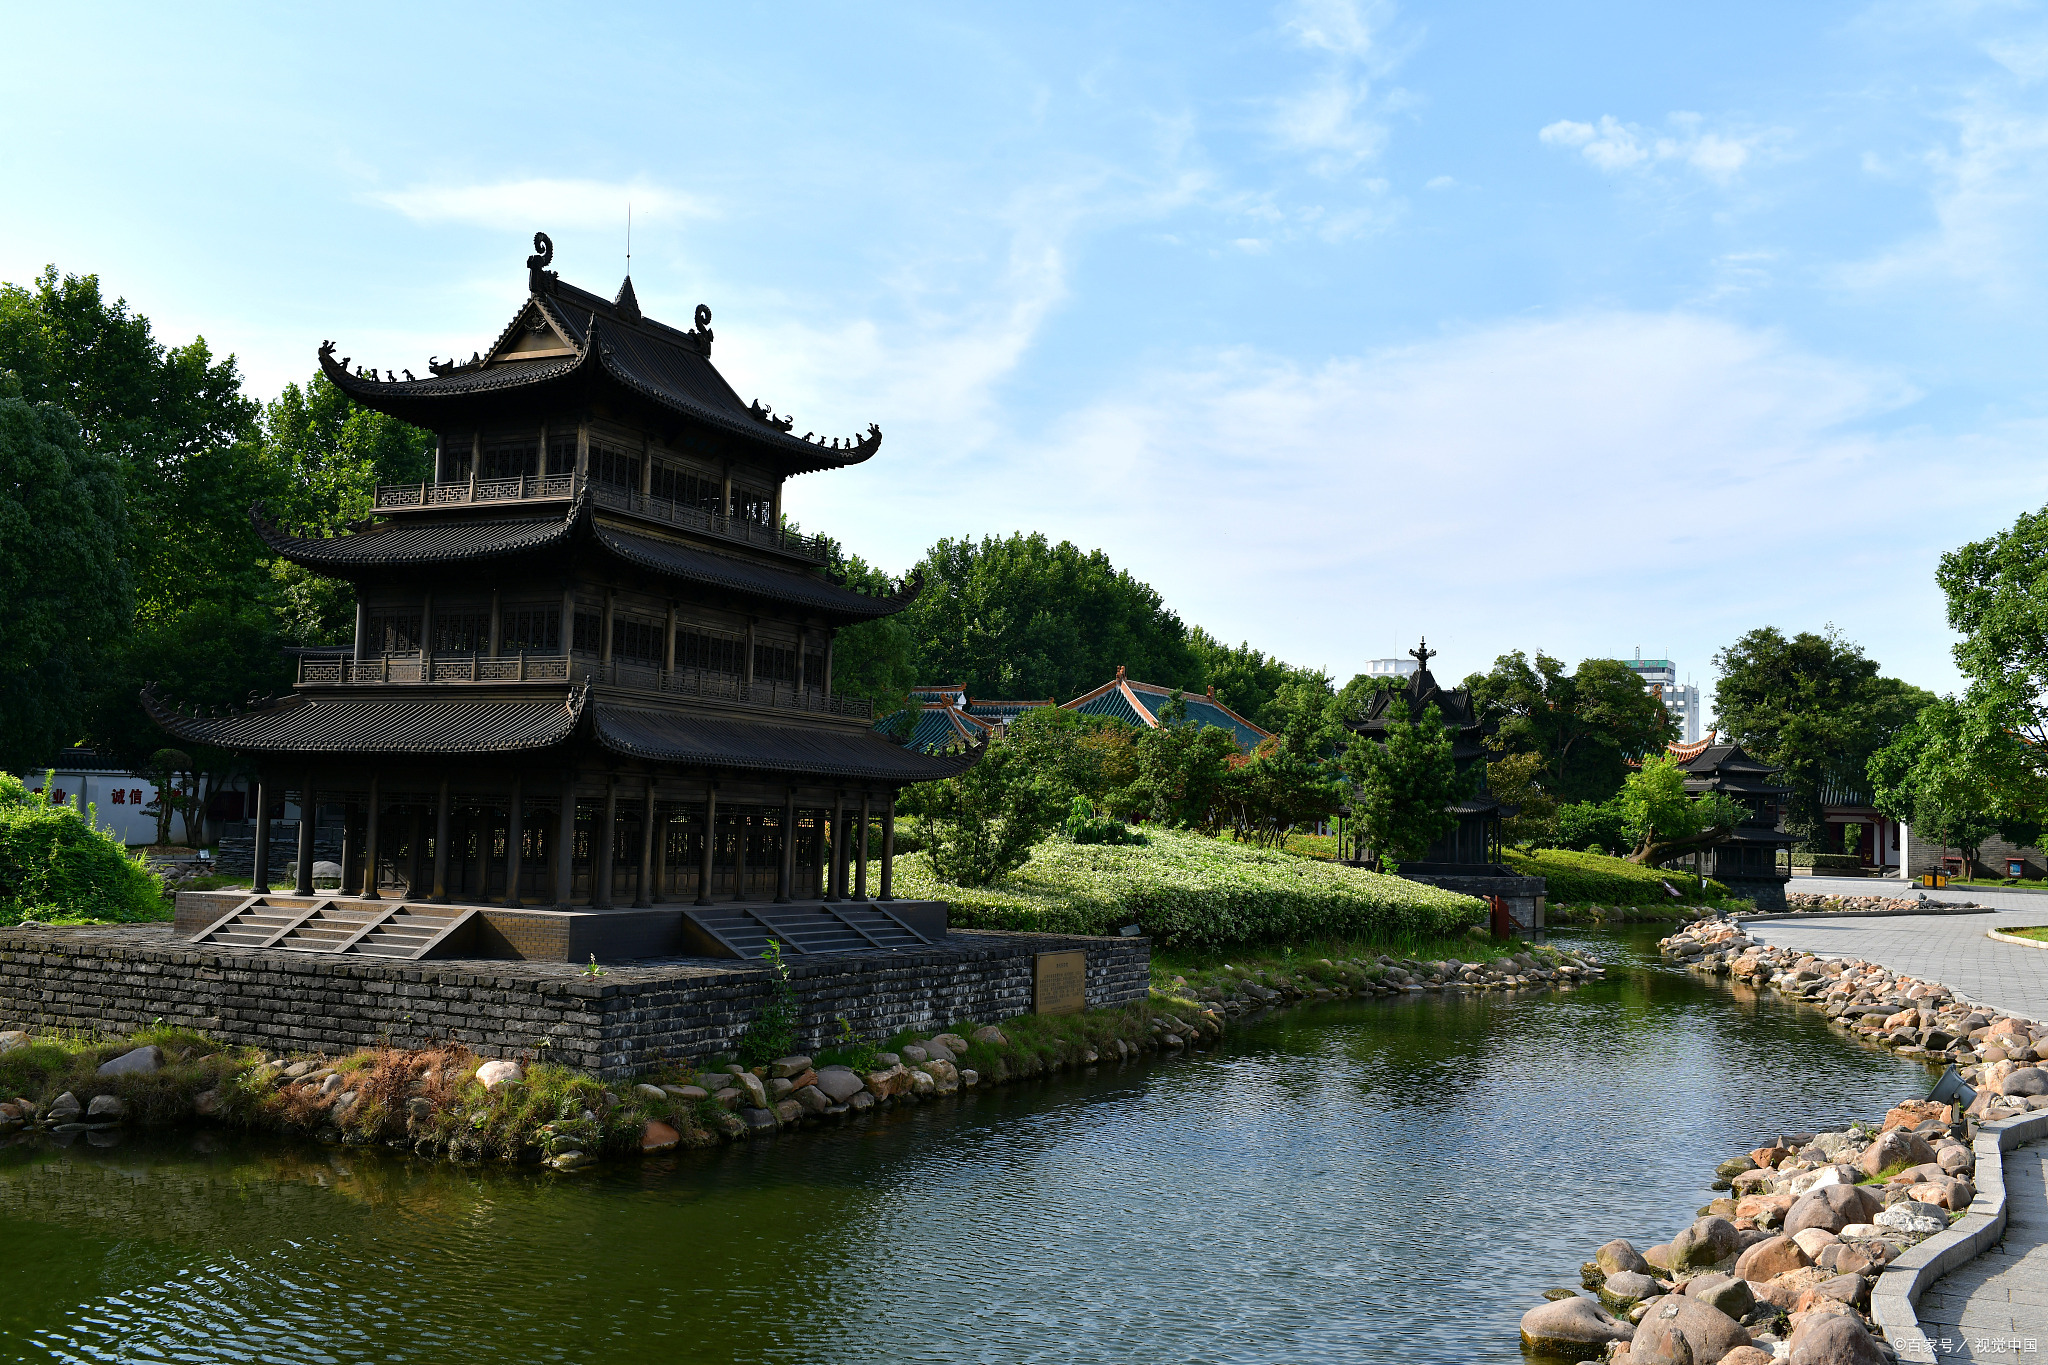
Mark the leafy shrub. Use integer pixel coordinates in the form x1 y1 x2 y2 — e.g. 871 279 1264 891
1788 852 1864 870
0 771 164 924
1502 846 1726 906
892 827 1484 949
1550 799 1631 857
1063 797 1146 846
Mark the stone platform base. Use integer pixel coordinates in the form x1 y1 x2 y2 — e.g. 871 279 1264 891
1721 876 1790 911
0 922 1149 1080
1369 864 1546 935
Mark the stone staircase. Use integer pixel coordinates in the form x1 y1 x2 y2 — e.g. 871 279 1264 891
190 896 476 960
681 901 936 959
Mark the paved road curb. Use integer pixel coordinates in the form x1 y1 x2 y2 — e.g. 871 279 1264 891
1873 1109 2048 1362
1736 906 1995 923
1988 928 2048 951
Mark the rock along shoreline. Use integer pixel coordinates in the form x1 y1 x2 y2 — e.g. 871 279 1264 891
1522 916 2044 1364
0 941 1606 1169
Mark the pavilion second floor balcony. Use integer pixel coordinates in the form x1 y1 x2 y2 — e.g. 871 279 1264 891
372 475 830 564
296 652 873 720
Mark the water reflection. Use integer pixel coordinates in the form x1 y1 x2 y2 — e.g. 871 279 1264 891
0 928 1931 1363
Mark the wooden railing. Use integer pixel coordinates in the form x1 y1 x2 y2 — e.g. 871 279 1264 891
370 475 831 564
297 653 871 719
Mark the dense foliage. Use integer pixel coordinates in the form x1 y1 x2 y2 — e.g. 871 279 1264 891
1711 626 1931 848
892 827 1485 948
1866 699 2008 875
1466 651 1676 807
0 772 164 924
1501 847 1727 906
899 742 1068 887
1342 698 1467 864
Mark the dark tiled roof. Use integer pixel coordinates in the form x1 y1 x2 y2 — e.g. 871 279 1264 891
316 272 879 476
255 508 574 569
594 705 979 782
593 524 916 623
141 687 586 755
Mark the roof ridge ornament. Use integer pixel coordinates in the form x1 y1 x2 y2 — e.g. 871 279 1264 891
614 274 641 324
683 303 713 357
526 232 558 295
1409 637 1436 671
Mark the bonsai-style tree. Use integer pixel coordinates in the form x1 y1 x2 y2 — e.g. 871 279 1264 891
1616 753 1745 866
1343 698 1469 866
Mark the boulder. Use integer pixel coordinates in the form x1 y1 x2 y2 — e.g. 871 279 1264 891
639 1120 679 1153
1815 1243 1879 1277
1785 1308 1885 1364
768 1056 813 1080
1734 1234 1810 1283
1882 1099 1952 1131
1518 1297 1633 1361
1629 1295 1750 1365
1789 1164 1859 1196
1784 1185 1883 1236
813 1067 865 1104
900 1045 929 1064
45 1092 80 1122
2003 1066 2048 1097
1790 1228 1839 1259
908 1069 936 1096
1716 1156 1758 1179
861 1065 910 1099
1597 1239 1652 1277
1669 1216 1740 1269
96 1045 161 1078
971 1025 1007 1046
633 1084 667 1102
1719 1349 1775 1365
793 1085 831 1114
1685 1271 1755 1321
1643 1243 1675 1272
921 1039 957 1064
1599 1271 1662 1309
1874 1200 1947 1235
930 1032 970 1054
85 1095 124 1121
1938 1144 1974 1176
473 1059 523 1090
1735 1193 1796 1228
739 1107 777 1135
1857 1127 1936 1177
0 1030 28 1054
1909 1177 1973 1210
193 1089 221 1118
773 1099 802 1125
736 1072 770 1109
666 1085 709 1102
1797 1274 1870 1311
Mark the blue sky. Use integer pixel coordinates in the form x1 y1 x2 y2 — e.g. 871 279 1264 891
6 2 2047 702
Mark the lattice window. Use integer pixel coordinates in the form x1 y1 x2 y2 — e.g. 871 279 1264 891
363 612 421 653
753 640 797 684
650 462 723 514
546 436 576 477
433 612 490 654
573 612 603 654
589 441 641 492
500 608 560 653
803 648 826 690
733 486 773 528
612 617 665 664
677 629 743 675
439 434 474 480
479 441 535 480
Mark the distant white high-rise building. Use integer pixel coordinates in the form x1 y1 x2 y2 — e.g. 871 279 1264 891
1620 652 1701 743
1365 657 1419 678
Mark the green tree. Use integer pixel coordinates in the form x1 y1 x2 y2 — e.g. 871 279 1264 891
1868 699 2007 878
1935 506 2048 833
0 771 163 924
1119 695 1239 830
900 741 1066 887
1711 626 1932 847
1551 798 1630 857
1466 650 1677 805
1343 698 1470 865
0 378 133 772
1486 750 1557 847
901 532 1201 701
1614 754 1744 866
827 551 919 721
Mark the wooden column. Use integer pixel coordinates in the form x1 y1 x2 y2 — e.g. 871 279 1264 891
600 589 614 666
777 789 795 903
421 590 435 674
823 632 834 696
736 809 751 902
361 778 382 901
353 600 369 664
561 585 577 655
696 785 716 906
251 779 272 894
854 792 871 901
407 810 423 895
635 777 656 908
340 801 360 894
503 778 523 909
880 794 895 901
295 772 317 895
489 588 502 657
594 776 617 907
826 792 845 903
664 601 677 676
431 778 451 903
554 779 576 907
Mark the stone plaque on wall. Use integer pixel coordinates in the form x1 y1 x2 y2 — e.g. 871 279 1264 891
1034 950 1086 1015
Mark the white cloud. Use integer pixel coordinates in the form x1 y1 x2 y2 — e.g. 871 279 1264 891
811 310 2031 692
1267 0 1407 174
1280 0 1391 59
1540 113 1762 184
365 179 714 230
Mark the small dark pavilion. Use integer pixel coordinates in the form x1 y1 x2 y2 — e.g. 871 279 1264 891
1665 737 1796 908
149 234 976 962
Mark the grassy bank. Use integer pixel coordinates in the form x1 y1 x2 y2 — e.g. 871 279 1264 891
892 827 1485 950
1502 847 1729 906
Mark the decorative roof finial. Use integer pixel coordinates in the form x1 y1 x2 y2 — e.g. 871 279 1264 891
614 274 641 324
526 232 558 295
1409 638 1436 671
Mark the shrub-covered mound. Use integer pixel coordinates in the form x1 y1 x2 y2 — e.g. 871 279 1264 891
0 773 164 925
1503 847 1726 906
892 827 1485 949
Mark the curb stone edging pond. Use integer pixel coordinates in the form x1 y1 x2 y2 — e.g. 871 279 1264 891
1870 1108 2048 1363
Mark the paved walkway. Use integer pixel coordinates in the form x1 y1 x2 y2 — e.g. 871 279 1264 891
1745 877 2048 1022
1914 1146 2048 1359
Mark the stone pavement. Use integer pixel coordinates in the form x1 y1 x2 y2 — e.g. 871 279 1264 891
1745 877 2048 1022
1913 1145 2048 1360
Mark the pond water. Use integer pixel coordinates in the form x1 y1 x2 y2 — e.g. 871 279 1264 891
0 928 1933 1364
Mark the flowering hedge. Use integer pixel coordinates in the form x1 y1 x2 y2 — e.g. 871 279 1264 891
891 827 1485 950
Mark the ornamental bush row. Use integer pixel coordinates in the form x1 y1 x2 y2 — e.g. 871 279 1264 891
891 828 1485 950
1501 847 1727 906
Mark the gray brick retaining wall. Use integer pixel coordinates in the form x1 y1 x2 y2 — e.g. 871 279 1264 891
0 924 1149 1080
